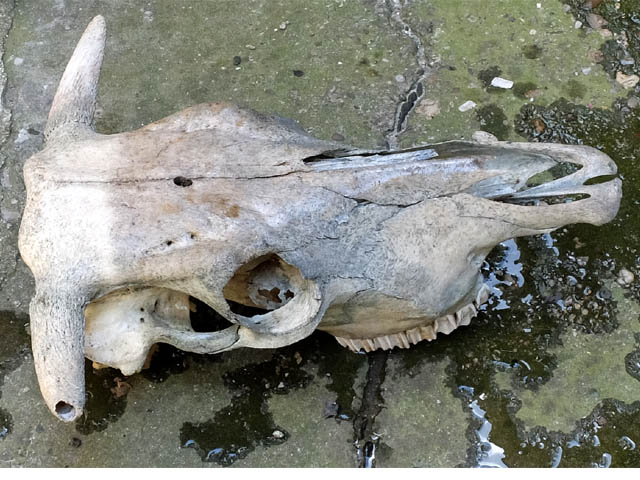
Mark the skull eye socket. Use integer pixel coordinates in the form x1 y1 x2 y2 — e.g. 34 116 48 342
223 253 298 316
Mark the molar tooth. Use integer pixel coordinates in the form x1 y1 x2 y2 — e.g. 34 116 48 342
419 324 436 341
346 338 360 352
456 303 477 326
364 338 376 352
375 335 392 350
475 284 491 307
396 331 410 349
406 327 422 345
437 315 457 335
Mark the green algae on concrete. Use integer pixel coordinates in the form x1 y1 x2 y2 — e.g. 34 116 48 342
496 283 640 433
254 363 365 467
375 357 471 467
4 0 416 149
398 0 621 146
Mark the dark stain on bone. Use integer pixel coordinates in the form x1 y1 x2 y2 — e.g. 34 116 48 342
0 311 30 440
180 347 313 466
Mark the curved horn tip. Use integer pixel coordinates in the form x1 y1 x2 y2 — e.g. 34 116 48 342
44 14 107 142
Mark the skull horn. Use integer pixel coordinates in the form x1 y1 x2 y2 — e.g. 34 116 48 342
45 15 106 142
29 287 89 422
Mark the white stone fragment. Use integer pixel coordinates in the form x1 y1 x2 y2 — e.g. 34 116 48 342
472 131 498 144
618 268 635 286
616 71 640 89
458 100 477 112
490 77 514 89
14 128 31 144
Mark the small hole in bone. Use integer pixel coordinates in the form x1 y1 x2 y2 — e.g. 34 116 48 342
258 287 282 304
223 253 299 316
166 240 173 246
173 176 193 187
55 401 76 421
189 296 235 332
140 307 144 312
140 317 145 323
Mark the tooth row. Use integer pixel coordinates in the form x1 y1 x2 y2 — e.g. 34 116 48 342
334 284 491 353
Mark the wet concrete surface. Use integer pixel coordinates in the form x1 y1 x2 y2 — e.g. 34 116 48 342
1 0 640 468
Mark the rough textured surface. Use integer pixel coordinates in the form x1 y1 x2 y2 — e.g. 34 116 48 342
1 0 640 468
376 358 470 467
496 283 640 433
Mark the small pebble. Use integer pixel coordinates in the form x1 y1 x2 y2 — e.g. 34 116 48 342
70 437 82 448
490 77 514 89
586 13 607 29
563 4 571 13
331 133 345 142
272 430 285 439
582 67 592 75
574 20 583 29
536 3 541 8
395 74 405 83
472 131 498 143
618 268 635 286
13 57 23 66
293 70 304 77
458 100 477 112
233 56 241 66
598 28 613 38
627 96 640 109
279 22 287 30
529 29 537 35
245 44 256 50
616 71 640 89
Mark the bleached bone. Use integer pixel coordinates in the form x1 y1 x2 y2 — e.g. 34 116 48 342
18 16 622 422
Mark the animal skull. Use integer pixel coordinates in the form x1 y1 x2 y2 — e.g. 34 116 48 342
18 16 621 422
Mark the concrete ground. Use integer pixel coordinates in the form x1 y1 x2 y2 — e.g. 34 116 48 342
1 0 640 468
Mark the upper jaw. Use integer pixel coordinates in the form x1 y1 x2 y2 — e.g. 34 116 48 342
469 142 621 227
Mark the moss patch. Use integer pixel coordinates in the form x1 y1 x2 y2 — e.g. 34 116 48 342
398 0 621 145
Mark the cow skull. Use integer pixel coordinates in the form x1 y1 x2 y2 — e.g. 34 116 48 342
18 16 621 421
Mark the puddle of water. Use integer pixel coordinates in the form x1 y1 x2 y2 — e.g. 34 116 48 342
74 360 130 435
179 341 315 466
